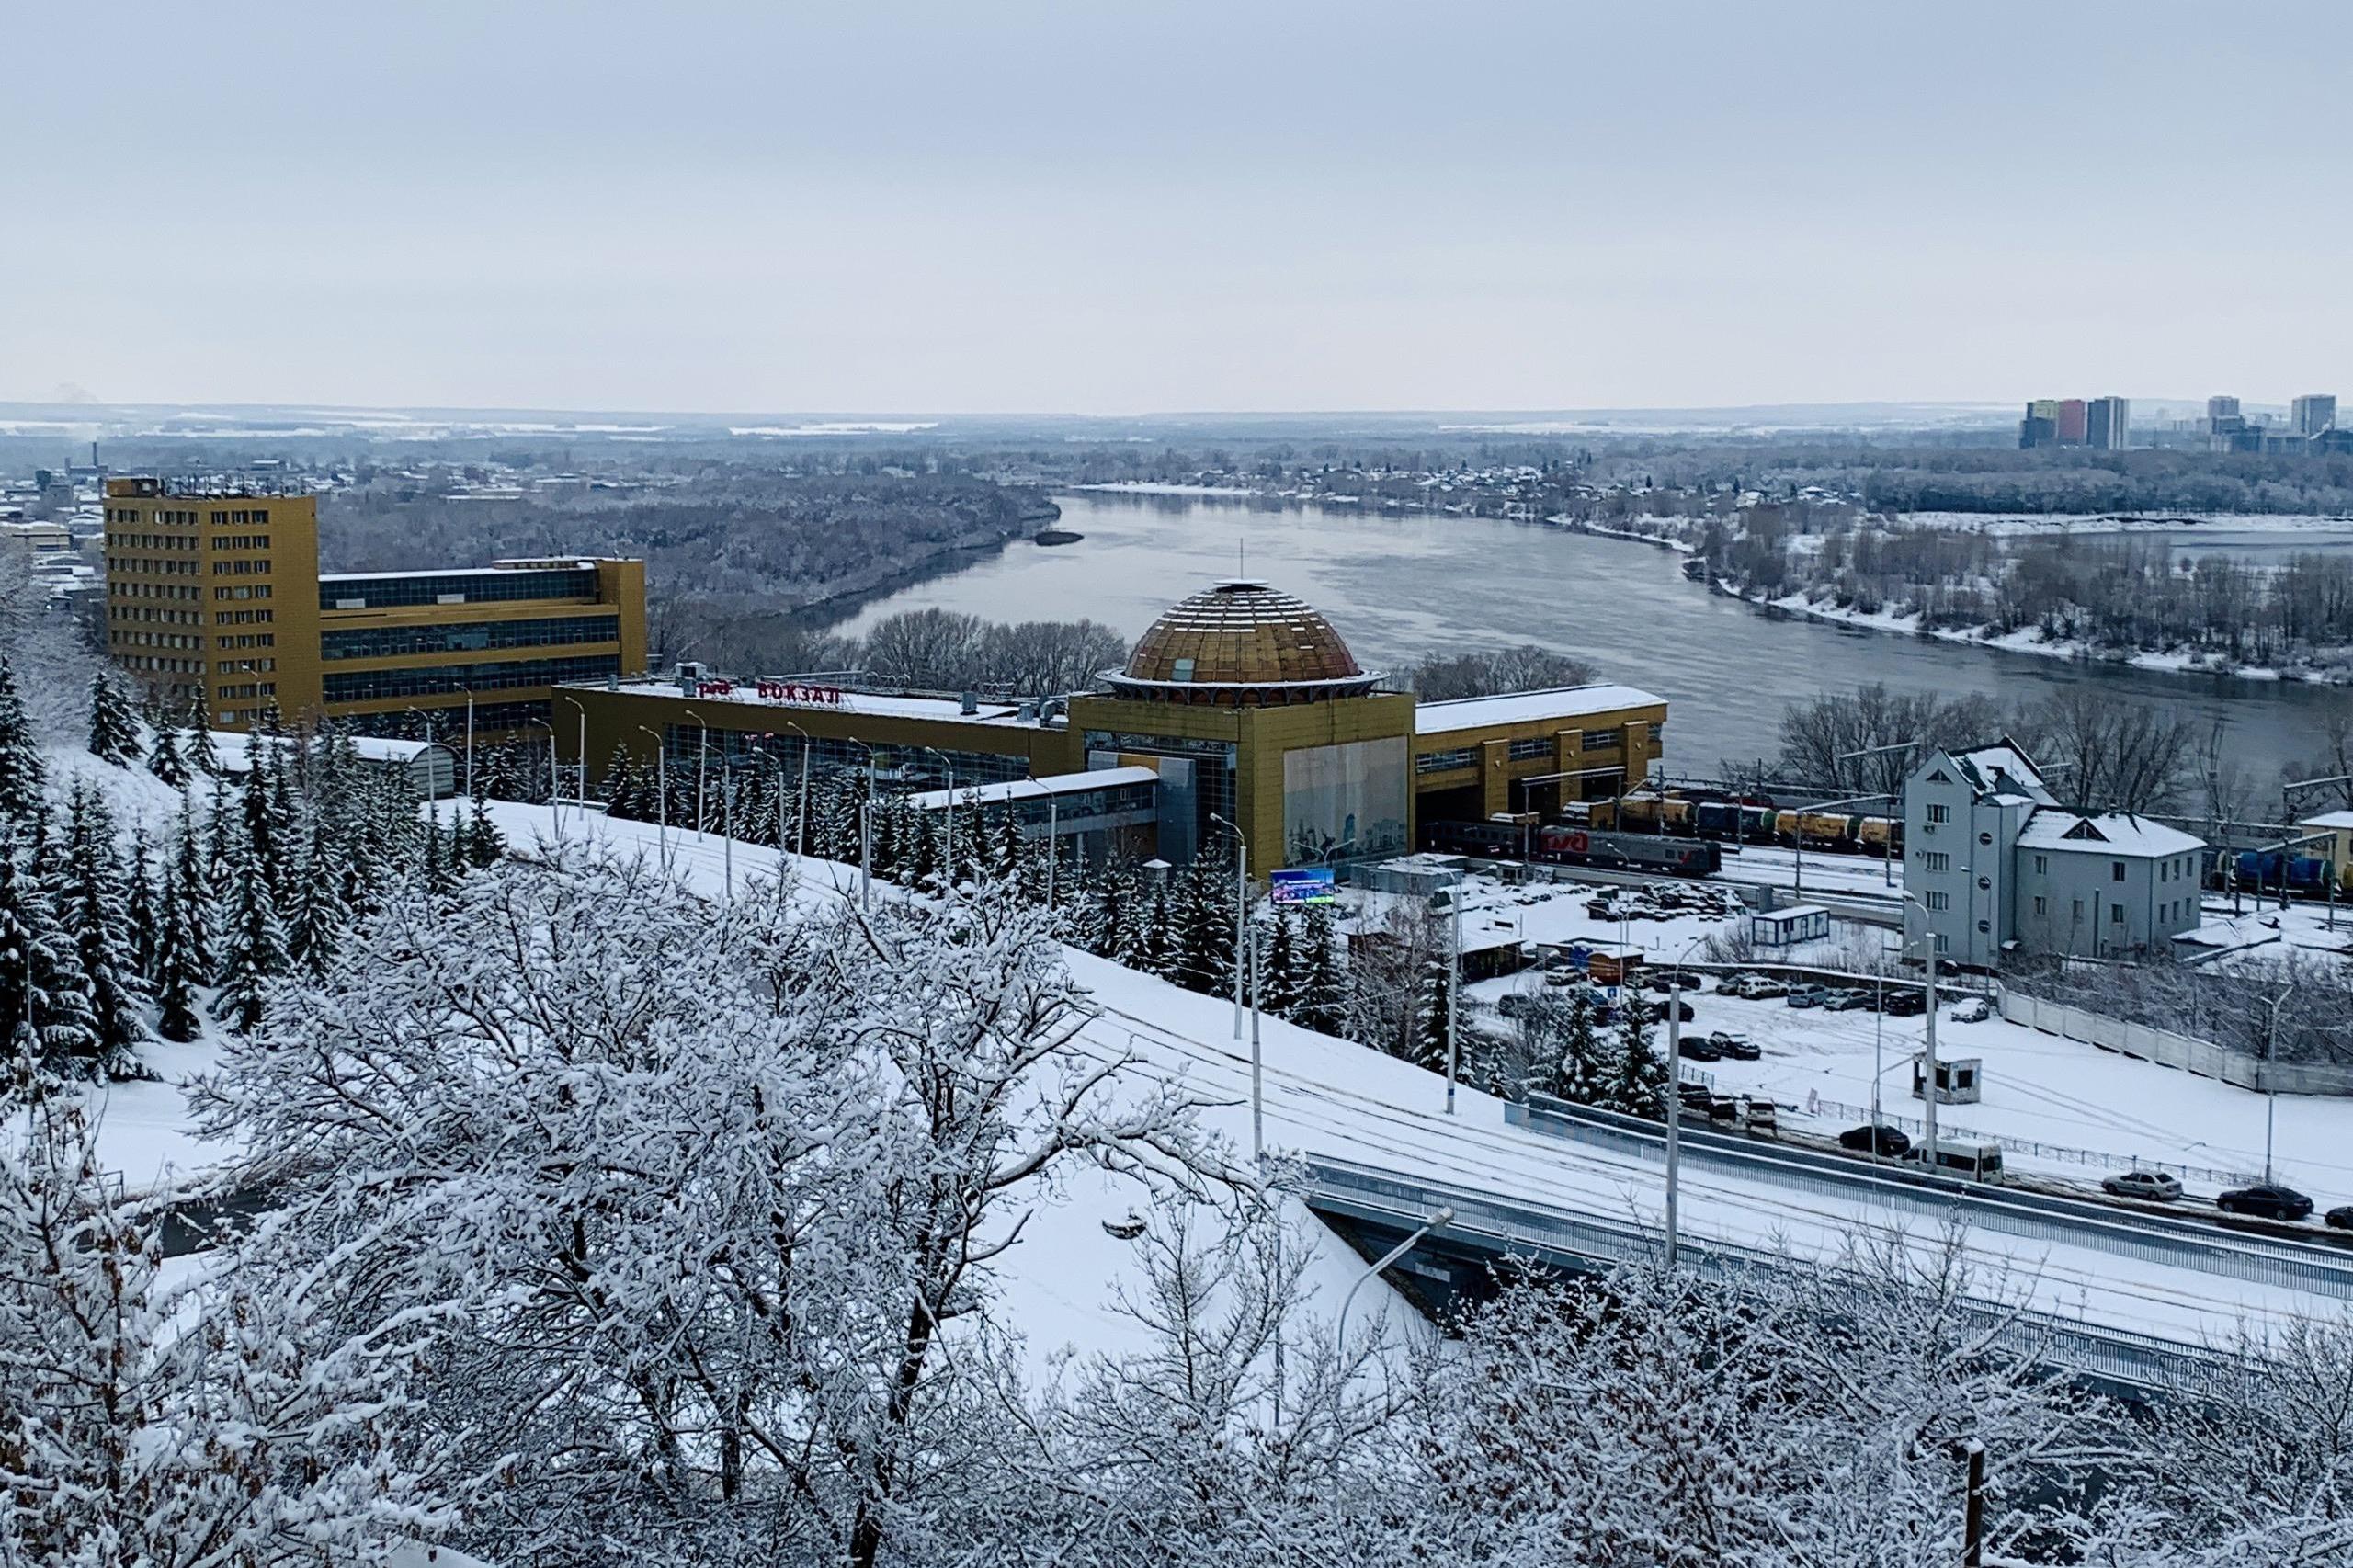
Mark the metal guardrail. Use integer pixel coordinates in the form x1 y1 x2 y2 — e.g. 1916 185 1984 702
1805 1095 2261 1188
1506 1097 2353 1303
1299 1155 2228 1392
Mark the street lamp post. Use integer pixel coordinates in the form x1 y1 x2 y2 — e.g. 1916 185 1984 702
754 743 790 861
2264 983 2297 1183
634 724 670 871
1209 814 1249 1041
847 739 877 912
1902 892 1940 1170
1663 932 1710 1271
782 720 811 859
681 707 710 837
525 718 561 836
1336 1206 1454 1364
1445 873 1462 1117
559 695 588 810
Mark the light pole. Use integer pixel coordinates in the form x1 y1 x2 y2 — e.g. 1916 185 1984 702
1836 740 1916 887
1445 871 1463 1117
847 738 877 912
1902 891 1940 1170
2263 983 2297 1183
635 724 670 872
682 706 710 838
1662 931 1710 1271
923 747 957 889
1209 814 1249 1041
463 692 476 802
1336 1207 1453 1365
782 720 811 859
559 695 588 808
754 742 790 860
402 707 438 829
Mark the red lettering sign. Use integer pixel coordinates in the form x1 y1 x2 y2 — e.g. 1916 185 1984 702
696 679 735 698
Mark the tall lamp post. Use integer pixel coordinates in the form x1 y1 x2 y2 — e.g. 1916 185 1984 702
1661 931 1711 1272
782 720 812 859
1209 814 1250 1041
634 724 670 870
1209 814 1266 1166
1902 891 1941 1169
1336 1207 1453 1365
681 706 710 838
525 718 562 836
847 738 877 912
923 747 958 889
2263 982 2297 1183
401 707 439 829
753 742 790 862
559 695 589 809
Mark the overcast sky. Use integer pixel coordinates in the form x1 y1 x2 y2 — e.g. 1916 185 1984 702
6 2 2347 415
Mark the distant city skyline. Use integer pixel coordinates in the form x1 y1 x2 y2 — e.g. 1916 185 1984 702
6 2 2349 415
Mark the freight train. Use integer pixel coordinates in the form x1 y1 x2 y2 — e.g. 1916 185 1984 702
2206 846 2337 897
1426 819 1723 878
1614 790 1904 857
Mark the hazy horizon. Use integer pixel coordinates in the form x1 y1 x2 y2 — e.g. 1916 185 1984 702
7 2 2348 415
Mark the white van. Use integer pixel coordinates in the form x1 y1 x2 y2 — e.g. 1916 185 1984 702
1905 1140 2005 1181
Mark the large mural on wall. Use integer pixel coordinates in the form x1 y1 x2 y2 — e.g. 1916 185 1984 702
1282 736 1410 866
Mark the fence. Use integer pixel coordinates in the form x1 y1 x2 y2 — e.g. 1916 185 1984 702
1998 985 2353 1098
1807 1095 2259 1187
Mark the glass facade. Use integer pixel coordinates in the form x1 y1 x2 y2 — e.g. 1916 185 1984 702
1506 735 1554 761
323 653 620 702
318 568 597 610
1082 729 1236 854
320 614 620 661
668 726 1031 789
343 700 552 740
1416 745 1476 775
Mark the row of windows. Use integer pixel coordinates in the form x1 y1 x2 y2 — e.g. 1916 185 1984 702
108 532 198 551
214 585 274 601
1582 732 1620 754
322 653 620 703
211 559 272 575
103 506 273 527
111 607 202 626
111 631 204 652
112 582 201 601
343 700 551 741
217 659 276 675
674 728 1035 789
121 655 204 675
218 683 277 701
218 609 275 626
108 557 199 576
218 634 276 650
1920 850 1950 872
320 568 597 610
1417 746 1476 775
1506 735 1552 762
319 614 620 662
215 534 270 551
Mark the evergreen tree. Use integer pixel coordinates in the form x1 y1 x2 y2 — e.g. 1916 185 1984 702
171 799 216 982
286 825 348 981
85 672 143 767
1258 905 1300 1017
149 851 203 1043
1603 1004 1669 1119
1529 987 1607 1104
1141 879 1179 983
986 799 1024 888
145 722 188 790
1408 942 1455 1073
0 825 41 1052
461 796 506 869
182 692 218 773
598 742 645 819
24 813 99 1076
0 657 45 823
123 827 159 983
1168 855 1235 998
213 841 286 1034
59 783 147 1074
1292 901 1347 1037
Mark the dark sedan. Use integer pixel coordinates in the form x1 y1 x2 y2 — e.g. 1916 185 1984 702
2217 1183 2314 1222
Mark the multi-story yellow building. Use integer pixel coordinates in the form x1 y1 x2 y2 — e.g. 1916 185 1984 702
103 477 644 737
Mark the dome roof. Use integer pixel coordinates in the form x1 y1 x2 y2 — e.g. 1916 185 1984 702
1105 580 1381 703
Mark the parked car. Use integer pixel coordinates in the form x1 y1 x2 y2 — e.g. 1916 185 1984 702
1837 1123 1910 1157
2218 1183 2314 1221
2100 1170 2185 1203
1745 977 1790 1000
1677 1035 1723 1062
1786 985 1827 1009
1710 1031 1760 1061
1745 1098 1779 1134
1495 992 1540 1019
1646 998 1696 1024
1948 996 1993 1024
1824 989 1871 1012
1882 989 1927 1017
2328 1206 2353 1232
1543 967 1580 987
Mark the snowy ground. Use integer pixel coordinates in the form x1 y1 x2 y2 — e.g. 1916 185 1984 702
1897 510 2353 540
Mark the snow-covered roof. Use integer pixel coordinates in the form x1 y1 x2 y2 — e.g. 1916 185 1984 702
593 678 1049 728
203 730 451 773
904 766 1159 812
1943 740 2056 806
1753 903 1830 925
317 562 595 583
1414 683 1665 736
2016 810 2204 858
2299 810 2353 832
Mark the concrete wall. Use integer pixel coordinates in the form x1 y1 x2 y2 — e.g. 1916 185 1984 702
2014 845 2202 960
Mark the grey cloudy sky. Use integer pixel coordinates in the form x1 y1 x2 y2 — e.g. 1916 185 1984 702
6 1 2347 414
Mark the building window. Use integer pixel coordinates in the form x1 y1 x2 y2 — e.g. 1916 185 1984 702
1921 851 1950 872
1506 735 1552 762
318 567 597 611
1924 891 1949 911
1415 746 1476 775
1581 732 1620 754
2033 854 2047 875
2110 904 2125 925
320 653 620 703
2111 861 2125 882
1926 803 1950 824
1933 934 1949 954
2033 895 2048 915
320 614 620 662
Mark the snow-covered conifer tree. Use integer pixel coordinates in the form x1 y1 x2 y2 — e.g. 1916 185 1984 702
0 657 45 824
213 837 285 1034
1258 904 1300 1017
149 852 204 1043
124 825 159 981
286 824 349 981
59 782 148 1074
1292 900 1347 1036
145 722 188 790
85 669 143 767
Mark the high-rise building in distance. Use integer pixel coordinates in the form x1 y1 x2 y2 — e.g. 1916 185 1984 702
2086 396 2131 451
2055 399 2088 444
2292 394 2338 437
2208 395 2242 428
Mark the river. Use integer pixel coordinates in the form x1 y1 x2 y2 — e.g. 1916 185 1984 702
832 492 2346 786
